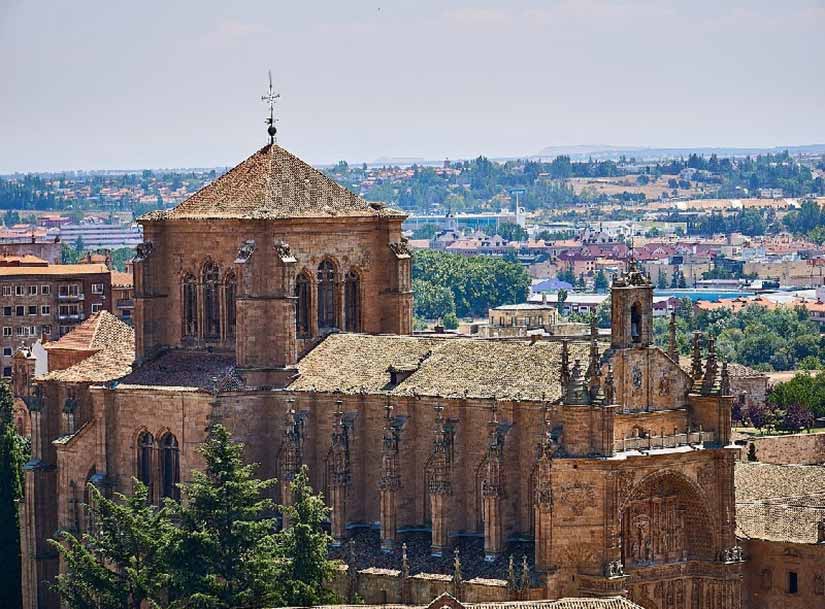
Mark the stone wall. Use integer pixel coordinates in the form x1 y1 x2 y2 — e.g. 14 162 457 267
742 538 825 609
739 432 825 465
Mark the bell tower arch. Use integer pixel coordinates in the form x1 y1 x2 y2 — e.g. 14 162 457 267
610 261 653 349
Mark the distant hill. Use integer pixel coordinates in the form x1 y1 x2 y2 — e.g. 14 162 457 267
533 144 825 161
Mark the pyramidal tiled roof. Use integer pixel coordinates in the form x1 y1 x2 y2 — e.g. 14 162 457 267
40 311 135 383
143 144 404 221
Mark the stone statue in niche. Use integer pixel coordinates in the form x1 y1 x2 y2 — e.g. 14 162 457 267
632 366 643 389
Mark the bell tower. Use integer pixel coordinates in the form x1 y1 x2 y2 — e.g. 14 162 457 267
610 261 653 349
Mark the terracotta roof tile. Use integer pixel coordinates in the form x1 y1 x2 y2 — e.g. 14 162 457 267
39 311 134 383
0 263 109 277
143 144 405 221
735 462 825 544
289 334 589 401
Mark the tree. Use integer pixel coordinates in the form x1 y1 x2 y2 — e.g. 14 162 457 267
497 222 527 242
74 235 86 253
593 269 608 293
442 312 459 330
275 467 337 607
780 403 814 433
557 289 568 314
166 425 280 609
412 279 456 320
0 382 24 609
51 482 171 609
656 269 667 289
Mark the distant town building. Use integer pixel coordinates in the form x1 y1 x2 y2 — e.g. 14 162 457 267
486 302 558 337
58 222 144 249
0 257 112 377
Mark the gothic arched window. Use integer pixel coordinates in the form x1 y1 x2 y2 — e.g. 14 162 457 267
203 261 221 340
160 433 180 500
225 271 237 337
295 272 310 337
344 270 361 332
317 260 336 330
183 274 198 337
137 431 154 492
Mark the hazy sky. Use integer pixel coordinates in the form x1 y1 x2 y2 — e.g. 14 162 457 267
2 0 824 172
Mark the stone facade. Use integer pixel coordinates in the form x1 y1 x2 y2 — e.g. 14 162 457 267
739 432 825 465
19 144 743 609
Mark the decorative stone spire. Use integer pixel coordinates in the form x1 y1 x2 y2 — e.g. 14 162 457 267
668 311 679 361
379 400 401 551
604 363 615 405
482 401 504 559
720 361 731 396
564 359 591 405
279 401 303 527
329 399 351 545
702 336 719 394
560 340 571 391
587 322 601 400
691 331 704 387
507 555 517 593
428 404 452 556
519 555 530 591
453 547 463 587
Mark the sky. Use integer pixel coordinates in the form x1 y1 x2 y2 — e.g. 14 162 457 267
1 0 824 173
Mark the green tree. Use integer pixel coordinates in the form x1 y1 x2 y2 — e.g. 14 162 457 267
275 467 337 607
593 269 608 293
0 382 24 609
557 289 568 314
51 482 171 609
74 235 86 253
656 269 667 289
166 425 280 609
442 312 459 330
412 279 456 320
496 222 527 242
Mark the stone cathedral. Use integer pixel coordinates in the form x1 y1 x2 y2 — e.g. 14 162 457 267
18 141 742 609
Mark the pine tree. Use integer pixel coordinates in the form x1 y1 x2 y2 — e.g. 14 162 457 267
51 482 171 609
275 466 337 607
166 424 280 609
0 381 24 609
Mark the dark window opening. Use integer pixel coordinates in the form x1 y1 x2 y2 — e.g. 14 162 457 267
344 270 361 332
317 260 336 330
183 275 198 337
203 262 220 339
160 433 180 501
788 571 798 594
225 272 237 337
630 302 642 343
137 431 154 494
295 273 310 337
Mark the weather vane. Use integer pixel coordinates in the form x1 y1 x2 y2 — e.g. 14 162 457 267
261 70 280 145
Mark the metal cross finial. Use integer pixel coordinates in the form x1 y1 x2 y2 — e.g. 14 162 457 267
261 70 281 145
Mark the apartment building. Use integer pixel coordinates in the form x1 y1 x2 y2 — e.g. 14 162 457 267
0 257 111 377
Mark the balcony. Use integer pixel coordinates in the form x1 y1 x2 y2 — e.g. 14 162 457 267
116 298 134 309
57 313 85 322
614 429 716 454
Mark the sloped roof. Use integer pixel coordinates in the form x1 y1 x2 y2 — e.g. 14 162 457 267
39 311 134 383
297 599 642 609
143 144 405 221
289 334 589 401
735 462 825 544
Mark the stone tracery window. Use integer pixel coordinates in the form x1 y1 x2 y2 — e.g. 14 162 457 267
182 274 198 337
160 432 180 500
225 271 237 337
137 431 154 493
317 260 337 330
344 270 361 332
295 272 310 337
203 261 221 340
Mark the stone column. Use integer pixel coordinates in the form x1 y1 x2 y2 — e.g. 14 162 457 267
428 404 452 557
379 403 401 552
534 407 556 570
329 400 351 546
